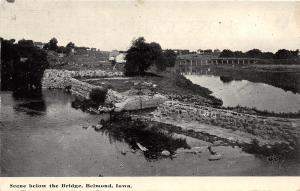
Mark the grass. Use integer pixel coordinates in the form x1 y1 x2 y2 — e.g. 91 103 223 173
47 49 124 71
83 71 223 106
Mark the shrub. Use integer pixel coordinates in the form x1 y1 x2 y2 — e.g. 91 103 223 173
89 88 108 104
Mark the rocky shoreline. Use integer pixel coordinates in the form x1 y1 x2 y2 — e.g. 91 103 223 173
42 69 300 158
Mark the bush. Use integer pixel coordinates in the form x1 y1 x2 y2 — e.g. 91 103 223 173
89 88 108 104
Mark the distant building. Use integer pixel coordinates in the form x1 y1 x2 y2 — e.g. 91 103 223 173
197 49 204 54
109 50 120 61
115 53 126 63
109 50 127 63
173 49 190 55
197 49 220 57
33 42 45 49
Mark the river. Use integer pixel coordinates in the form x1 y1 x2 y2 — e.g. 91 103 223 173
1 90 299 176
185 73 300 113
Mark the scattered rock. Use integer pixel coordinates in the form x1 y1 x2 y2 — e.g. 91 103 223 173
131 149 137 153
95 124 103 130
208 154 222 161
191 146 207 153
121 150 127 155
161 150 171 156
208 146 217 155
136 143 148 152
82 126 89 129
213 140 222 145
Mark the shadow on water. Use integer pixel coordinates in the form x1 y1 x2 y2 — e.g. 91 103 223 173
219 76 234 83
96 114 190 161
12 92 47 116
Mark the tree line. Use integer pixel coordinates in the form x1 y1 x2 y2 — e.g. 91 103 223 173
1 38 49 96
43 37 76 55
219 48 299 59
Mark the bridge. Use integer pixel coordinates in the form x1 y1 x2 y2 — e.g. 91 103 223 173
176 57 260 66
174 57 262 73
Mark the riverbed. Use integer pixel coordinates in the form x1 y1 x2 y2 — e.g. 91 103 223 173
1 90 299 176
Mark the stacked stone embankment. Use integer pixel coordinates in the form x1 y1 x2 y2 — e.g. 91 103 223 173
42 69 113 98
42 69 167 110
151 101 299 146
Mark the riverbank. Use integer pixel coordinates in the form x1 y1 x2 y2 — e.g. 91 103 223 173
79 70 222 106
41 68 300 159
186 64 300 93
4 89 299 176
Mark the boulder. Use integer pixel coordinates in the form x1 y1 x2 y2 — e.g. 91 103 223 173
208 154 222 161
114 94 167 112
95 124 103 130
161 150 171 156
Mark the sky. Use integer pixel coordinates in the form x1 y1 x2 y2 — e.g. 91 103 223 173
0 0 300 52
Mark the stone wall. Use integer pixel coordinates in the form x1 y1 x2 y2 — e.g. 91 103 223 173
42 69 123 98
42 69 167 110
152 101 296 142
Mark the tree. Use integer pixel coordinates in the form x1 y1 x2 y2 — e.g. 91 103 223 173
65 42 76 55
219 49 234 57
1 39 20 90
66 42 75 48
245 49 262 58
124 37 165 76
163 49 176 67
43 37 58 51
274 49 295 59
49 38 58 50
1 38 49 95
233 51 245 58
261 52 274 59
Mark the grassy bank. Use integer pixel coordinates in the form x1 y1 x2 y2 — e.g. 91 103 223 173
80 71 222 106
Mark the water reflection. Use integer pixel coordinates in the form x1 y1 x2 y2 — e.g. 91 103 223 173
14 101 46 116
98 117 190 161
186 74 300 113
181 66 300 93
219 76 234 83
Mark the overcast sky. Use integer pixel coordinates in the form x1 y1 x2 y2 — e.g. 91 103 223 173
0 0 300 52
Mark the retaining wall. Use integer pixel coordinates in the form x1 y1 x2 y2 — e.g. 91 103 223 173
42 69 122 98
42 69 167 110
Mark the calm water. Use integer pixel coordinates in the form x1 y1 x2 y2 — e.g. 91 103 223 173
185 75 300 113
1 90 299 176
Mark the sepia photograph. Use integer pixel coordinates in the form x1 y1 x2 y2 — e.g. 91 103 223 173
0 0 300 177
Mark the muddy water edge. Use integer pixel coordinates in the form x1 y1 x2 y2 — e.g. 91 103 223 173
1 89 300 176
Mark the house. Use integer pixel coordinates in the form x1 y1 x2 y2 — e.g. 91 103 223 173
109 50 120 61
115 53 126 63
33 42 45 49
109 50 127 63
